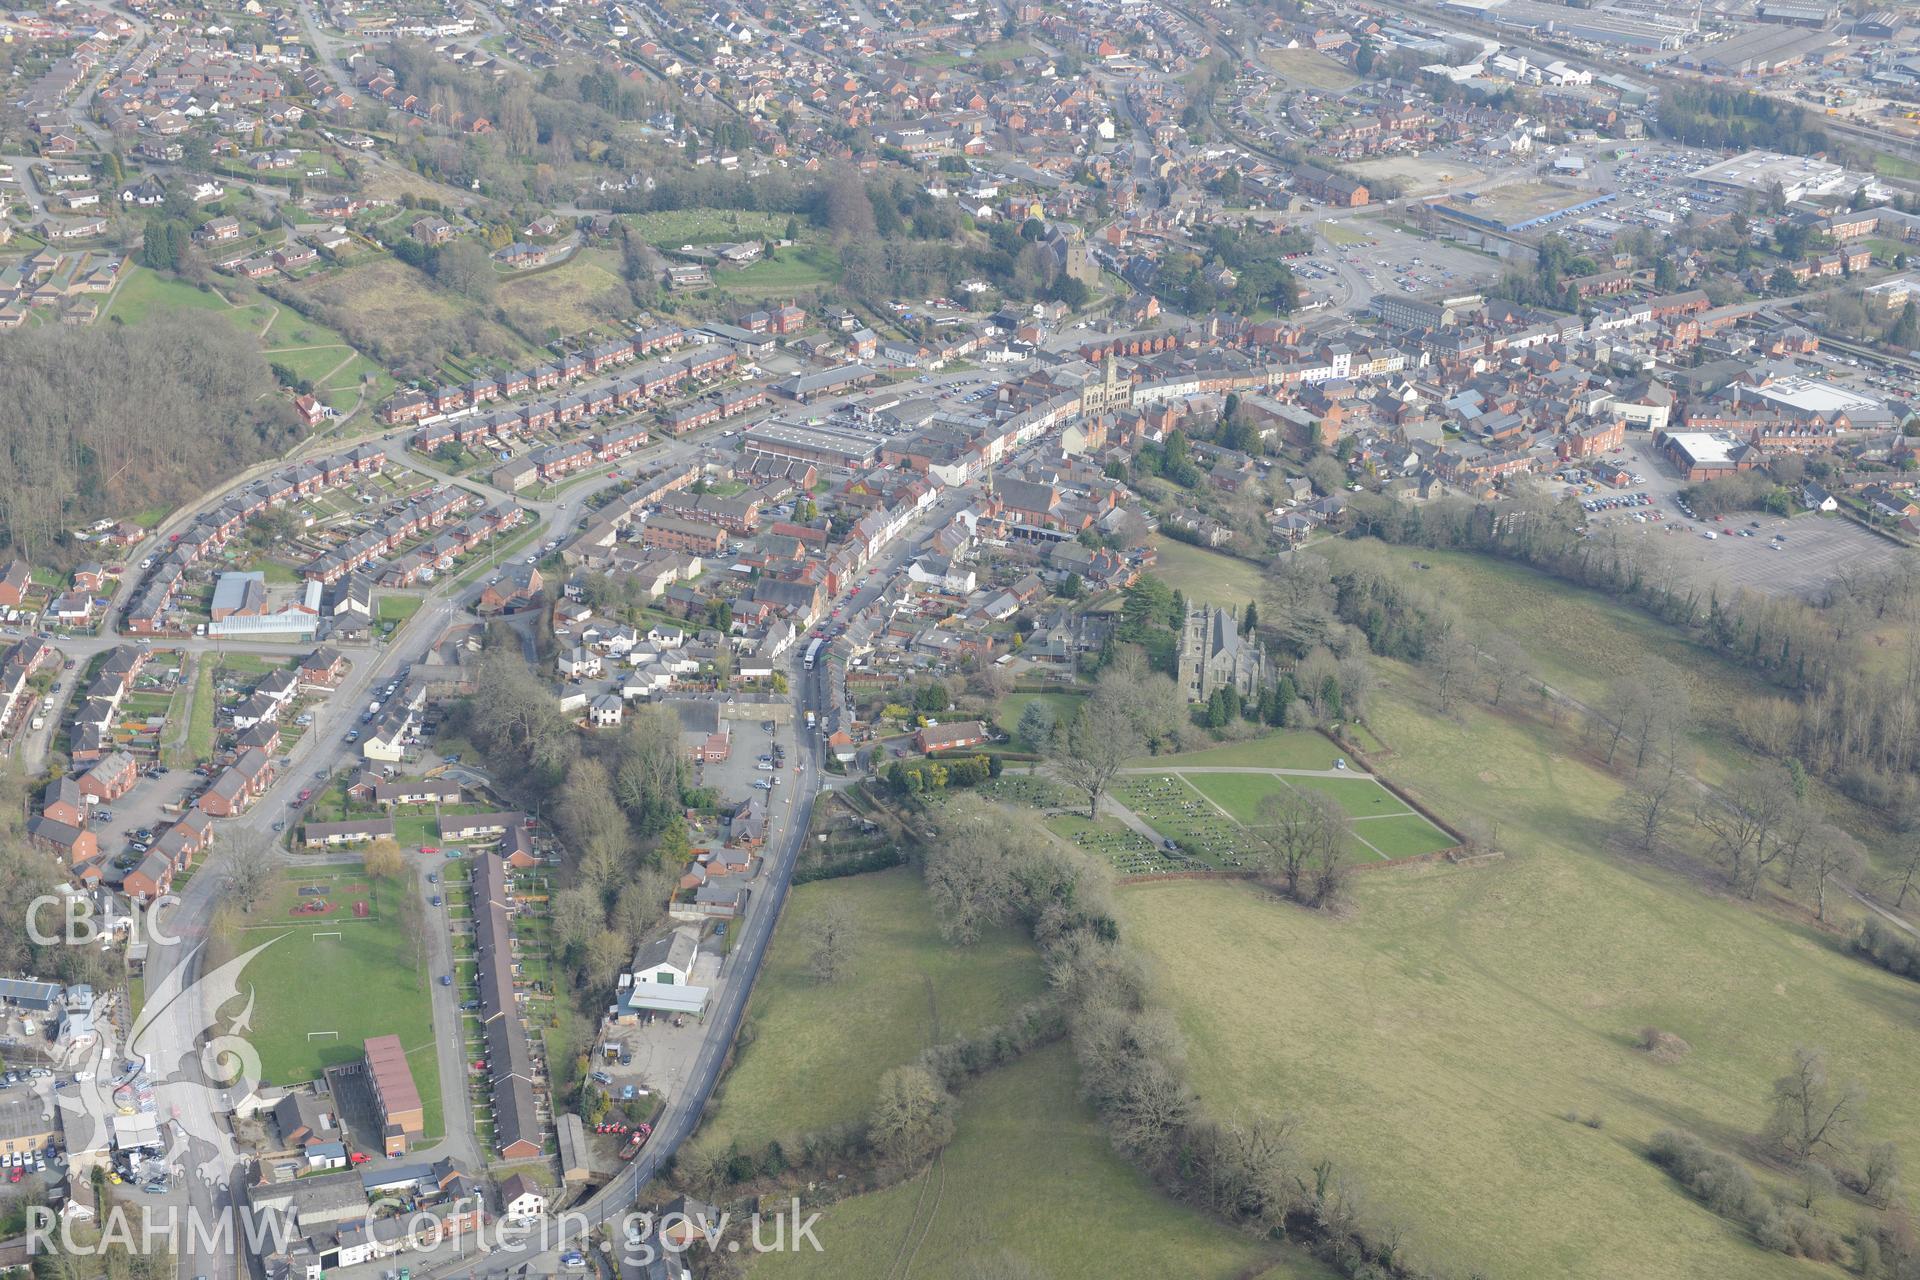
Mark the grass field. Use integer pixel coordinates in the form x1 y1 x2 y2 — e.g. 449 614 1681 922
1319 542 1747 720
1260 47 1361 91
1173 770 1286 824
238 866 443 1136
1130 730 1343 771
1319 220 1375 247
1148 538 1264 609
170 659 216 768
696 867 1044 1152
1875 152 1920 180
376 593 425 625
296 258 535 366
1316 539 1901 865
1352 811 1459 857
994 689 1085 749
102 268 235 324
748 1043 1329 1280
1119 661 1920 1280
1279 773 1410 818
263 344 352 385
708 246 840 297
919 38 1038 68
1181 768 1415 823
625 208 796 248
492 251 629 340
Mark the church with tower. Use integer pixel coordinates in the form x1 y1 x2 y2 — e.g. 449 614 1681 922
1177 602 1270 704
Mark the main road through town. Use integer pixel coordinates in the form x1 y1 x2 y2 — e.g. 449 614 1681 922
100 389 962 1280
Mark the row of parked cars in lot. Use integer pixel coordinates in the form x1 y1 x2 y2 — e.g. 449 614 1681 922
7 1145 55 1182
3 1066 60 1181
1581 492 1653 514
1675 496 1794 547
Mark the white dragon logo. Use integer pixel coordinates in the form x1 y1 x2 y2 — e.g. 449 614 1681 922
50 937 281 1192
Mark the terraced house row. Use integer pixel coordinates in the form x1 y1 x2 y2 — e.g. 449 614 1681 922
472 847 544 1162
379 324 692 425
68 644 150 761
299 487 526 587
407 347 740 459
123 444 388 634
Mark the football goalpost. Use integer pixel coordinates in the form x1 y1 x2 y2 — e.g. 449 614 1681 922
312 931 343 942
306 1031 339 1042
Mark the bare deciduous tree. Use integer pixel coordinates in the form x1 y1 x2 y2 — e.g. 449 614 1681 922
1697 766 1797 898
1426 629 1478 714
1479 632 1533 708
1888 844 1920 909
361 838 405 881
1304 828 1353 910
868 1064 956 1164
1805 824 1864 923
1264 552 1339 656
224 840 275 914
808 900 858 982
1865 1141 1902 1208
1618 748 1685 853
586 927 628 989
1252 788 1351 909
1049 692 1144 820
924 805 1017 945
1767 1046 1863 1163
1626 659 1692 773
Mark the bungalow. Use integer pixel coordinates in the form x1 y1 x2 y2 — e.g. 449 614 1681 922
301 818 397 848
439 811 525 842
272 243 318 272
689 881 745 918
362 778 462 807
1863 483 1919 521
914 720 990 753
